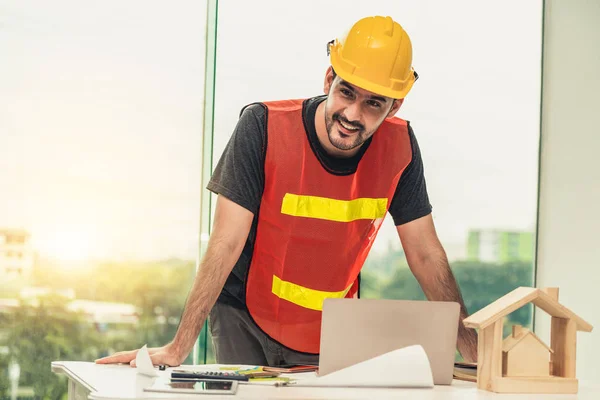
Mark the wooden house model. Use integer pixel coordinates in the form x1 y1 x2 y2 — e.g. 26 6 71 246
463 287 593 394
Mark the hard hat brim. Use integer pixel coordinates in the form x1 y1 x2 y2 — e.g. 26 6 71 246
331 55 415 100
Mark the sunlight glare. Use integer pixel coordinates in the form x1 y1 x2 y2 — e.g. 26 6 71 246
44 230 94 262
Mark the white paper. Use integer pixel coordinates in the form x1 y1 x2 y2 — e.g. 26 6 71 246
294 345 433 388
135 345 158 377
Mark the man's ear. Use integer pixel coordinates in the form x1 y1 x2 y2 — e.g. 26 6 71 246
324 66 335 94
387 98 404 118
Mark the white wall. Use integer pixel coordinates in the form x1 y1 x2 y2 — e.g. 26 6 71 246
536 0 600 382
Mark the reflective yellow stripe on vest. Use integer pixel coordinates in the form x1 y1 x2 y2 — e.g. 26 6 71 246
281 193 387 222
272 275 352 311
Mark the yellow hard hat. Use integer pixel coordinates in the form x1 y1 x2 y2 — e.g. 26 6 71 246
328 16 417 99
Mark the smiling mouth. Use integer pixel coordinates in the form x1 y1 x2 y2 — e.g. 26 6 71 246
336 119 361 135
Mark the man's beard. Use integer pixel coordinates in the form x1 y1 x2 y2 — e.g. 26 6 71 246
325 111 369 151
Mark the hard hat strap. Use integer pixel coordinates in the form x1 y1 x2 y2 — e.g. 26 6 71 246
326 40 335 56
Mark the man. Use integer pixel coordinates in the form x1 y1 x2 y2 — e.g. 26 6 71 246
96 15 478 368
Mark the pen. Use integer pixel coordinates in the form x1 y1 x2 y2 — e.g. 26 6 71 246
274 381 295 387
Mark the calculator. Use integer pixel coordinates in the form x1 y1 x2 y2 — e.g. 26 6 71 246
171 370 250 382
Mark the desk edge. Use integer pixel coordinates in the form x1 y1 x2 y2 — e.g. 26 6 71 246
51 362 97 393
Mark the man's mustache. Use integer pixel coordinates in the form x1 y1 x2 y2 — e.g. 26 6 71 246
333 113 364 131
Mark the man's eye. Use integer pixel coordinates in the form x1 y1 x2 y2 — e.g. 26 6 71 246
367 100 381 108
340 89 352 97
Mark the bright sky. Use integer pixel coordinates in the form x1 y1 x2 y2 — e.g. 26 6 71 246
0 0 542 262
0 1 206 261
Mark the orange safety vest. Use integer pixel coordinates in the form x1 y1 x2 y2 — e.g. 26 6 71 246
246 99 413 353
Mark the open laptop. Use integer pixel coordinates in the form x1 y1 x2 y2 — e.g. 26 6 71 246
318 298 460 385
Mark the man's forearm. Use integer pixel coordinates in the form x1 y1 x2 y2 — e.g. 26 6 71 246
418 252 469 317
411 251 478 362
169 238 238 360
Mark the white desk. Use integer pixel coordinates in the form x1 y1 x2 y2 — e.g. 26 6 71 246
52 361 600 400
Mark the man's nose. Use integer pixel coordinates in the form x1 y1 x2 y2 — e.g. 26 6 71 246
343 102 361 124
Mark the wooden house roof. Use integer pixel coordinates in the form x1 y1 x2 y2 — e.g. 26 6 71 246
463 287 593 332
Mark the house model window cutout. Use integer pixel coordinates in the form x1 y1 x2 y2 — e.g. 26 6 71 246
463 287 593 394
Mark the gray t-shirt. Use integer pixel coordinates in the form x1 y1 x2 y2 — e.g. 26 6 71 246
208 96 432 308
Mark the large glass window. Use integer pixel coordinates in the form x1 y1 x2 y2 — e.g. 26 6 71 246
0 2 544 397
210 0 542 343
0 2 207 398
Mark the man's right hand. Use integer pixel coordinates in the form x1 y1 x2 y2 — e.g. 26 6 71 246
94 343 186 367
